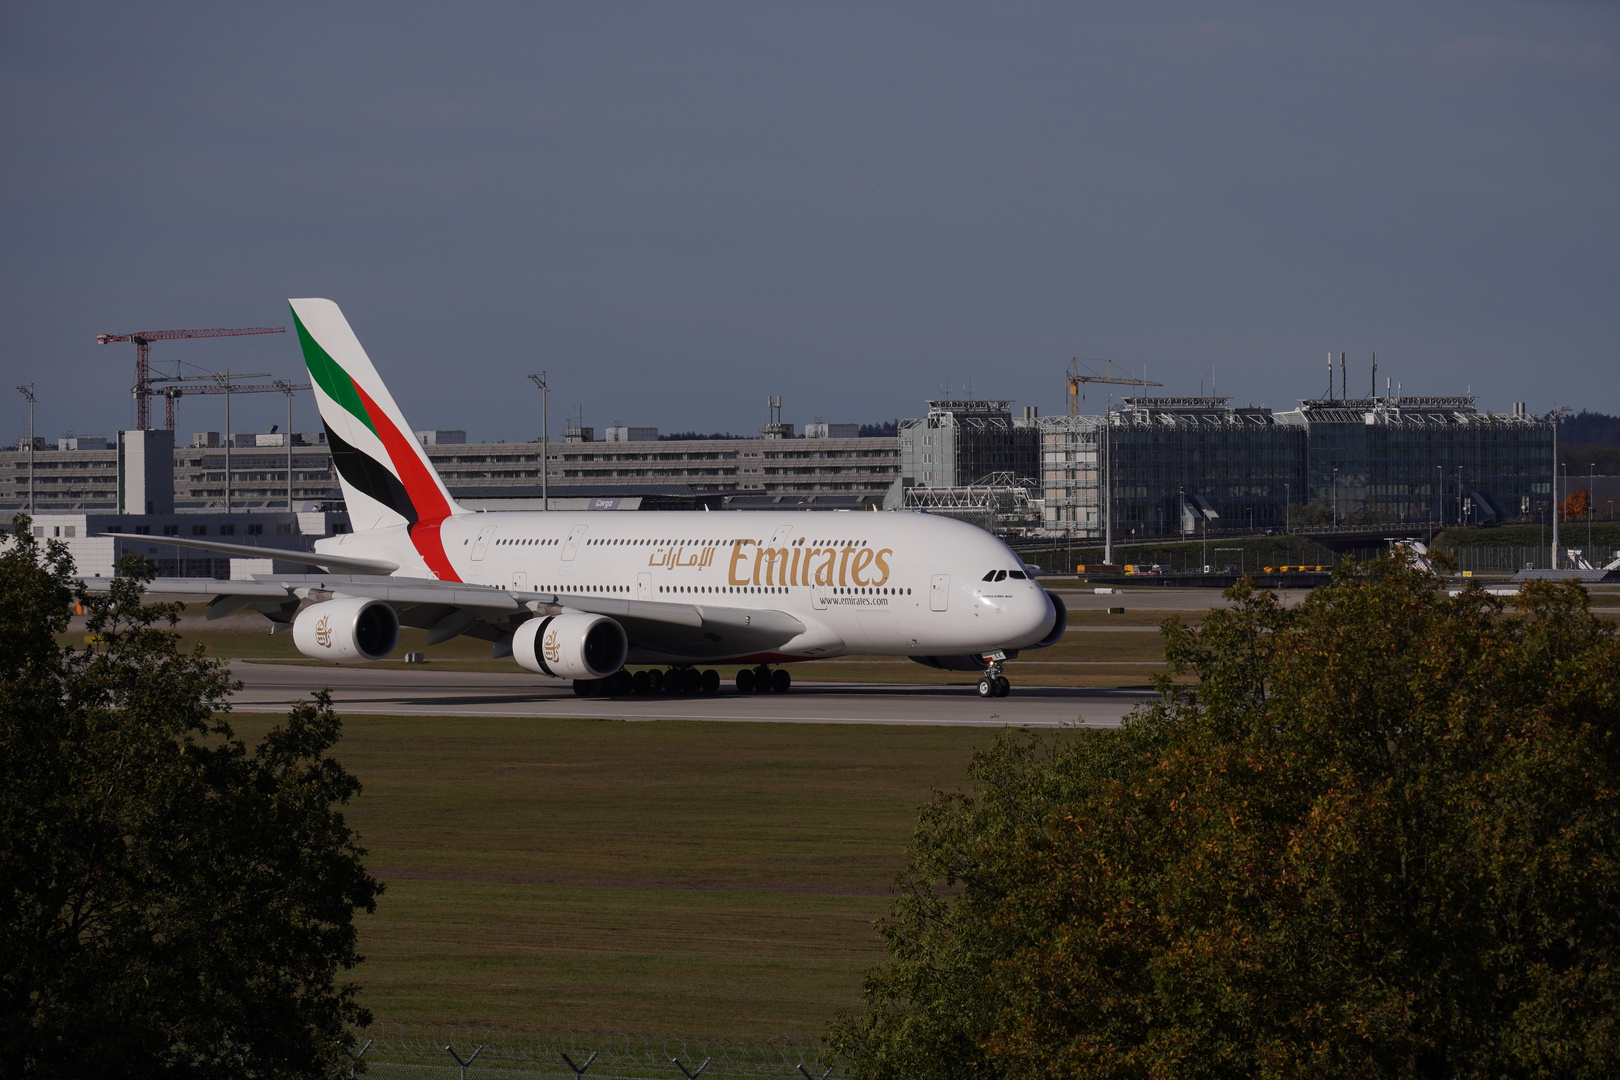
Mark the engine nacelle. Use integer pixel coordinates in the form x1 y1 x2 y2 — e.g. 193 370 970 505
1029 590 1068 649
292 597 400 662
513 613 628 680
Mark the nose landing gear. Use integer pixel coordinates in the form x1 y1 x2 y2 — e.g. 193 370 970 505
977 655 1012 698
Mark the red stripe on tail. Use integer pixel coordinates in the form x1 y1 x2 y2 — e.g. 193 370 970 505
352 380 462 581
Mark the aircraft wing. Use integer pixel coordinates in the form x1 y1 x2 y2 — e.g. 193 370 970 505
95 532 398 574
92 572 807 657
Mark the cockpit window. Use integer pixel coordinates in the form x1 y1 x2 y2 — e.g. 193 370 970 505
1008 570 1027 579
995 569 1008 581
982 571 997 581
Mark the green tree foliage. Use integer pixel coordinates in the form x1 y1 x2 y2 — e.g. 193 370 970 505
0 521 382 1078
833 557 1620 1078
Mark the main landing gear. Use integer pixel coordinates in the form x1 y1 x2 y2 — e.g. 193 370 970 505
573 667 721 697
735 664 791 694
977 657 1012 699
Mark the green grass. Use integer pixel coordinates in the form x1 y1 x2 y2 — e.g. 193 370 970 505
228 713 1019 1038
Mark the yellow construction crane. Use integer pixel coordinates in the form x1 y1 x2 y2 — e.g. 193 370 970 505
1066 357 1162 415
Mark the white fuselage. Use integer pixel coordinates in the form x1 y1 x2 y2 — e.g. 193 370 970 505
316 509 1057 663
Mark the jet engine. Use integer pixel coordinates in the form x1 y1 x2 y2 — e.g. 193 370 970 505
513 613 628 680
1028 590 1068 649
292 596 399 662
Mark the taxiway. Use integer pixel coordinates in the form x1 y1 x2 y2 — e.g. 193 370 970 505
229 661 1152 728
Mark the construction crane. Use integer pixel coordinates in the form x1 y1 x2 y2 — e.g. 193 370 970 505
96 326 285 429
1066 357 1162 415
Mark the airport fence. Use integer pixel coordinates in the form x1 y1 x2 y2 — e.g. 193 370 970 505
348 1024 837 1079
1448 545 1548 574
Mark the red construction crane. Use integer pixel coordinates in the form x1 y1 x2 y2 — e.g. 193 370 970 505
96 326 285 429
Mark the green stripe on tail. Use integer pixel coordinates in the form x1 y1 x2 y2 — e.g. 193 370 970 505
292 307 376 435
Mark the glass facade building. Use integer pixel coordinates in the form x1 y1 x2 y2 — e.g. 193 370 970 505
1040 399 1304 538
1276 398 1554 525
1040 395 1557 538
899 400 1041 489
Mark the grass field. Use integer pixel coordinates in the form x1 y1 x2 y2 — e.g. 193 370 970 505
227 712 1032 1039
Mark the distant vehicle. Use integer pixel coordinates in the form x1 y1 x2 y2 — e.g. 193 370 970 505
108 299 1066 700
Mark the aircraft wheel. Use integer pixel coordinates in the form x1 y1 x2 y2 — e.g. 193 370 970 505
770 668 792 693
701 668 721 694
995 675 1011 697
648 669 665 694
632 669 652 695
613 670 634 696
679 668 699 694
735 668 756 693
977 677 996 699
573 678 596 697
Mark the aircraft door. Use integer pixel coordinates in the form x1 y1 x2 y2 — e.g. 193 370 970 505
636 573 652 601
562 525 588 561
930 574 951 612
511 571 528 592
471 525 497 561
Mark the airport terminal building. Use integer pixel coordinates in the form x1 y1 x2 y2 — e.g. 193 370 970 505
1 424 902 518
1037 394 1555 539
1039 398 1305 539
1277 397 1553 526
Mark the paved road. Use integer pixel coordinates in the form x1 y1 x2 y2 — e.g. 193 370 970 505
229 661 1153 728
1054 587 1312 611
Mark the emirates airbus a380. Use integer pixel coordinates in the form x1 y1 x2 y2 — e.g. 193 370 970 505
123 299 1067 698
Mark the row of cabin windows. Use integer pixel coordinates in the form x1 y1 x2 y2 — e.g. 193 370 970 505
493 536 875 548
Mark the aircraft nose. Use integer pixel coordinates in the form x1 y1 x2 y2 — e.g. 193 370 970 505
1017 584 1056 641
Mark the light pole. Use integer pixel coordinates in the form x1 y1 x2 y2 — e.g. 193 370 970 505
16 384 35 515
1436 465 1443 531
1332 467 1339 527
219 370 236 514
1551 405 1567 570
528 373 549 511
1103 406 1113 566
1284 482 1290 534
275 380 296 513
1590 462 1596 559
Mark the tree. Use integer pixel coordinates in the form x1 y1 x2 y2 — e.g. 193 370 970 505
1561 487 1592 522
0 519 382 1078
832 557 1620 1079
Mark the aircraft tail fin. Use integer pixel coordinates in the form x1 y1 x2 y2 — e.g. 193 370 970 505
289 298 467 535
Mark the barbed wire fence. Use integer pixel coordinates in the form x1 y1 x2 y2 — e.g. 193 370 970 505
349 1024 839 1080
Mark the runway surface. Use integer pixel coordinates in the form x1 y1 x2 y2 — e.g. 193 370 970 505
229 661 1153 728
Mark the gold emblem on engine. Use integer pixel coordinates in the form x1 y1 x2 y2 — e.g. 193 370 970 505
315 615 332 648
543 628 561 663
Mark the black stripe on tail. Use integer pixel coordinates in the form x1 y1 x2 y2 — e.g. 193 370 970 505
326 423 417 524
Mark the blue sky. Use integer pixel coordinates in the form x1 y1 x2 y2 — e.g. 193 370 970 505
3 2 1616 443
